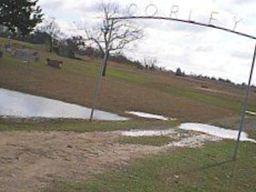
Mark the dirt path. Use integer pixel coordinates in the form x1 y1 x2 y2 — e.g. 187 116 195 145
0 131 162 192
0 130 220 192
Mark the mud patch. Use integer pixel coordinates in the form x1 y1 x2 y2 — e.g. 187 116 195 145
169 134 222 148
0 127 226 192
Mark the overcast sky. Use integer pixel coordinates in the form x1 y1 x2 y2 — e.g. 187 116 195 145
38 0 256 85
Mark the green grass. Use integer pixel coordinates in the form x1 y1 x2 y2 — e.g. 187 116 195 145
44 141 256 192
108 68 149 85
1 37 256 122
0 119 179 133
160 85 256 113
119 136 172 146
0 37 45 50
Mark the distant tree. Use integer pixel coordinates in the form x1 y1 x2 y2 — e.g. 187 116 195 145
78 46 101 57
0 0 43 36
39 18 61 52
143 57 157 70
56 36 85 59
0 25 10 37
28 30 50 44
109 53 143 68
65 36 85 53
175 68 183 76
84 2 144 76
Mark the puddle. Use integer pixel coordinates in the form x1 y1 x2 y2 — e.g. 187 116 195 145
0 88 128 121
121 129 175 137
126 111 173 121
246 111 256 116
179 123 256 143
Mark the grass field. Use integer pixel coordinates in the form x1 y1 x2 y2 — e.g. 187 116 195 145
1 38 256 192
1 37 256 122
0 118 178 132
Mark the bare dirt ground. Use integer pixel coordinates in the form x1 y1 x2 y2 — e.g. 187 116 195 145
0 131 161 192
0 130 219 192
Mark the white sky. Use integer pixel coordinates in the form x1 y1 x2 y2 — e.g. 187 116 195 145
38 0 256 85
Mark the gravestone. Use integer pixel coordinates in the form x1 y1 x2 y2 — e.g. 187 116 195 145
4 37 12 53
12 49 40 62
4 43 12 53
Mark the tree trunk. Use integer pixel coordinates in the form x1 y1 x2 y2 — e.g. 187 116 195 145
102 51 109 77
49 36 53 52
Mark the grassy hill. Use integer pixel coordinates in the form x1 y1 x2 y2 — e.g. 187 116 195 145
1 37 255 122
1 38 256 192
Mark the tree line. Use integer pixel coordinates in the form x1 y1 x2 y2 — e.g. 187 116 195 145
0 0 43 36
0 1 250 87
0 1 144 76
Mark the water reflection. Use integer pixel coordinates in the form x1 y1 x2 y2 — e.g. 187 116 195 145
0 88 128 121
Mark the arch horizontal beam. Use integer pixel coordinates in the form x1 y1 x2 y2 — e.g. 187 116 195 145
109 16 256 40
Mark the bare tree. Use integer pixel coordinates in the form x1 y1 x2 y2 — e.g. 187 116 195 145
85 2 144 76
143 57 158 70
39 18 61 52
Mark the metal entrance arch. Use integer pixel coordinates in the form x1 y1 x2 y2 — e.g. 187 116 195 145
89 15 256 160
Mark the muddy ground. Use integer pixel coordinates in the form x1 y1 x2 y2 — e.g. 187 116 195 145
0 130 219 192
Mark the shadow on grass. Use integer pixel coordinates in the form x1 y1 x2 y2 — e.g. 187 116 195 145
184 159 234 174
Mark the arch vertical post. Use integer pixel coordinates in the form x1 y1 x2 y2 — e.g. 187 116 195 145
233 42 256 160
89 51 109 121
89 20 111 121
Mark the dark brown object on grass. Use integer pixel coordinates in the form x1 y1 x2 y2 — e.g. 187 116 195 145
46 58 63 69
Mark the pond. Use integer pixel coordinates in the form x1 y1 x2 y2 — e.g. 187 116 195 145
0 88 128 121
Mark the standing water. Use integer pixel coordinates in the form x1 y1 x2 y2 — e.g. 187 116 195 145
179 123 256 143
0 88 128 121
126 111 171 120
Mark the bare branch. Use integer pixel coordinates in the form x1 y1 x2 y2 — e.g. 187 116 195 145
80 2 144 76
83 2 144 55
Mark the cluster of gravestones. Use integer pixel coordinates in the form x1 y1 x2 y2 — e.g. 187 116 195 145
0 42 40 63
12 48 39 62
0 41 63 69
0 43 12 58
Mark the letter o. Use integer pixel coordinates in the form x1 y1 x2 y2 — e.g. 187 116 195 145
127 3 138 16
145 4 158 16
